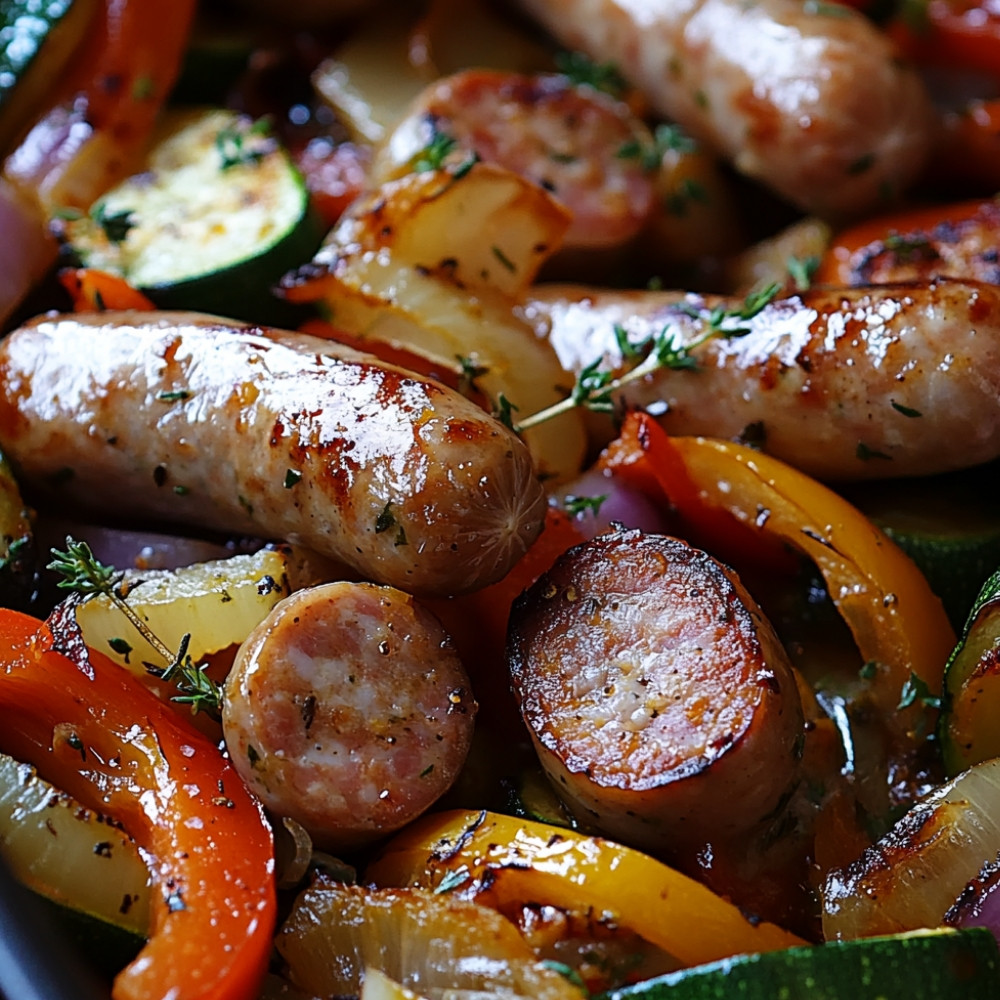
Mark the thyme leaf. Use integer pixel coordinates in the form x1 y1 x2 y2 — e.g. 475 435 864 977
47 538 222 717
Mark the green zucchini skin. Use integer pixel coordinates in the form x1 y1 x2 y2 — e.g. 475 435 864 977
940 567 1000 775
57 108 324 326
601 929 1000 1000
842 462 1000 632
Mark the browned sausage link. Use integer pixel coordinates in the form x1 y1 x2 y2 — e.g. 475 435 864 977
816 197 1000 287
517 0 934 218
223 581 476 851
374 69 655 249
506 527 804 857
523 278 1000 480
0 311 547 595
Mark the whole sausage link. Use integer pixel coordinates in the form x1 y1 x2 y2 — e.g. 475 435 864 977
517 0 934 217
0 311 547 595
522 278 1000 480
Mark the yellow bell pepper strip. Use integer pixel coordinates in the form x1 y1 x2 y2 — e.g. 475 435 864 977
0 607 276 1000
599 413 957 740
365 809 807 969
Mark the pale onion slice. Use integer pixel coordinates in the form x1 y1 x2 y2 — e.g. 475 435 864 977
822 757 1000 941
276 877 581 1000
0 751 151 935
294 166 585 484
362 968 431 1000
73 544 343 675
311 10 432 145
331 164 572 300
409 0 554 79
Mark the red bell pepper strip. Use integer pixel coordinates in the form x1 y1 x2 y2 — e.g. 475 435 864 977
4 0 197 211
886 0 1000 87
0 608 276 1000
58 267 155 313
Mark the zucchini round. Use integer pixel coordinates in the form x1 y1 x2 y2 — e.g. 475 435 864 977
57 108 325 326
601 928 1000 1000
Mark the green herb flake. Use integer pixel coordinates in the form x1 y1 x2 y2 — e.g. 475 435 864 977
411 130 459 173
491 245 516 273
108 637 133 661
375 502 396 534
92 203 136 244
156 389 190 402
565 494 608 517
786 254 819 291
891 400 922 418
897 671 942 711
856 442 893 461
554 50 627 98
433 867 471 894
284 469 302 489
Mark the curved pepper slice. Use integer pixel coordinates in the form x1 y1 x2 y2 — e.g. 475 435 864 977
366 809 807 968
4 0 197 210
0 608 276 1000
599 413 957 738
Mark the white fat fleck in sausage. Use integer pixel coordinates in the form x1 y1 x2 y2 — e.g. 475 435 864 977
0 311 547 596
521 278 1000 481
507 527 804 856
223 581 476 851
516 0 934 217
373 69 655 249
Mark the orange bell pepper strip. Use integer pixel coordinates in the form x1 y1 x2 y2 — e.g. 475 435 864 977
599 413 957 737
0 608 276 1000
58 267 155 312
366 809 807 968
4 0 197 211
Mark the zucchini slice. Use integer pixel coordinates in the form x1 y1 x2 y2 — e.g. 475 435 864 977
57 108 325 324
601 928 1000 1000
940 566 1000 775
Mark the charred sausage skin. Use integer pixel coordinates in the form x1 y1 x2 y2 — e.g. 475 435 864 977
0 311 547 595
223 581 476 851
507 528 804 857
517 0 933 217
523 278 1000 480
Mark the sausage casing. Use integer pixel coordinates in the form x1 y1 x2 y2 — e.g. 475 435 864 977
0 311 547 595
517 0 934 217
524 278 1000 480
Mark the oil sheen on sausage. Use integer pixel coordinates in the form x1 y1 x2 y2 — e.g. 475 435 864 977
507 527 805 856
523 278 1000 480
517 0 934 217
0 311 547 596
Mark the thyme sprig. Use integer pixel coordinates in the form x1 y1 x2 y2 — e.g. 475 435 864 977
48 538 222 717
517 323 704 431
514 284 781 432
